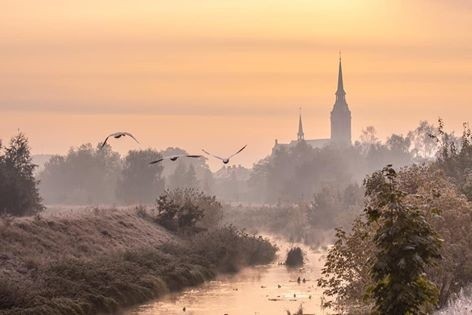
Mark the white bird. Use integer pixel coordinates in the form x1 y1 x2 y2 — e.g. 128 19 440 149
100 132 139 149
149 154 202 165
202 145 247 164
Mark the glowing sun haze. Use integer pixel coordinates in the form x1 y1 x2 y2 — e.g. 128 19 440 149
1 0 471 169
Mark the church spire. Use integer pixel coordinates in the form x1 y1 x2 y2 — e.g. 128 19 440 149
331 53 352 146
336 53 346 99
297 107 304 141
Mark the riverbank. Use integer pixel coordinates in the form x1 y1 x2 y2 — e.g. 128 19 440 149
126 235 328 315
0 208 276 314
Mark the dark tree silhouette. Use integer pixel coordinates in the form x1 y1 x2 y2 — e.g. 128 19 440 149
364 166 441 314
0 133 44 216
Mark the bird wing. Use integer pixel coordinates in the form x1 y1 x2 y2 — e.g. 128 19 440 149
100 135 111 149
202 149 225 161
122 132 140 144
229 145 247 158
154 154 186 162
149 158 165 164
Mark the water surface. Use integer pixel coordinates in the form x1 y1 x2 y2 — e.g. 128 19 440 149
127 236 328 315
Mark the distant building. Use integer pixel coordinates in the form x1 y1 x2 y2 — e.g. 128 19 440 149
331 56 352 146
274 57 352 151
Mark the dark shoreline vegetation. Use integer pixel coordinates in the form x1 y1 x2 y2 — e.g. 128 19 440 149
0 209 277 315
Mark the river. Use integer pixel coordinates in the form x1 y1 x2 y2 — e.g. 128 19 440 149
126 235 329 315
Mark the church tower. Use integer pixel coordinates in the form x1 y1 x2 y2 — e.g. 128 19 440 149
330 56 352 146
297 108 304 141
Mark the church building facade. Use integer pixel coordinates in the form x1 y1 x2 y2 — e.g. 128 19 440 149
274 57 352 151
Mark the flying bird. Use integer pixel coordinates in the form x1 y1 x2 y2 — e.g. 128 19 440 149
149 154 202 165
100 132 139 149
202 145 247 164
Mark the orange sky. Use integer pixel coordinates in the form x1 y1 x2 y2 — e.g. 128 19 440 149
1 0 471 170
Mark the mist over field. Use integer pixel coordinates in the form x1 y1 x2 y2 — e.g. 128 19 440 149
1 1 472 314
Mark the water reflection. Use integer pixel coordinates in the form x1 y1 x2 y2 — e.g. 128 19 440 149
126 236 328 315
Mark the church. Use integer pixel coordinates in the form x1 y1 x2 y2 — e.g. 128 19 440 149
274 57 352 150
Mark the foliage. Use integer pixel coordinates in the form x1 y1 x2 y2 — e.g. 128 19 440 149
190 225 277 272
0 133 44 216
319 165 461 313
116 149 165 204
435 119 472 200
317 218 374 313
407 120 440 160
308 183 363 230
39 143 121 204
154 188 222 232
167 161 199 190
39 145 212 205
247 123 427 204
398 165 472 306
364 165 442 314
285 247 304 267
160 147 213 192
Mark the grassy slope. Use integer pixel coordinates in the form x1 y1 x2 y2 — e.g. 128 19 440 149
1 209 175 266
0 209 276 315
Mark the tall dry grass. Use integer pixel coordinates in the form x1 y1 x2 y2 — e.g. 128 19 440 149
0 208 276 314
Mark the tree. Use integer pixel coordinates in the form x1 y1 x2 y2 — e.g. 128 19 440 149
185 164 199 189
386 134 412 167
364 166 441 314
360 126 380 147
398 165 472 305
167 161 188 189
319 164 472 312
0 133 44 216
408 120 440 160
318 217 374 314
160 146 211 191
435 120 472 200
39 143 121 204
308 186 342 228
116 149 165 204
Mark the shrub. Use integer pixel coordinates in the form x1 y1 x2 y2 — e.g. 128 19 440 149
285 247 304 267
154 188 222 233
191 226 277 272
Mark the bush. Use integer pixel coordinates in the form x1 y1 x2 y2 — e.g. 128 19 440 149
285 247 304 267
191 226 277 272
154 188 222 233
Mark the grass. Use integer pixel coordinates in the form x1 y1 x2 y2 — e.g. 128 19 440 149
0 208 276 315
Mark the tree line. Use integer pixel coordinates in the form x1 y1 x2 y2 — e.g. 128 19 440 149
318 120 472 314
245 121 440 203
39 144 213 205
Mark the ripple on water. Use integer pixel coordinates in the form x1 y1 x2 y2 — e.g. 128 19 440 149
127 237 329 315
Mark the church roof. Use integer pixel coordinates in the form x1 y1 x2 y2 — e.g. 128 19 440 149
274 138 330 150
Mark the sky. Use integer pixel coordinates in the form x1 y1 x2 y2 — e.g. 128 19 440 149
1 0 471 170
